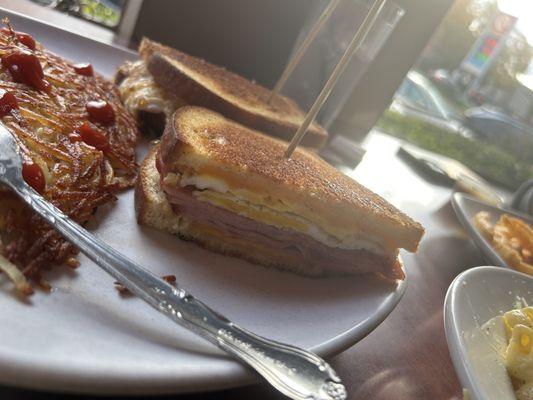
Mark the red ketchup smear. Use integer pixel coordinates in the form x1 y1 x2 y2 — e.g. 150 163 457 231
1 51 50 92
1 29 36 50
73 63 94 77
0 89 18 117
86 100 115 125
77 121 109 150
22 162 45 193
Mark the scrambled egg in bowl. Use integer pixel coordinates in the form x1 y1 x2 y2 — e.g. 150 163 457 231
496 307 533 400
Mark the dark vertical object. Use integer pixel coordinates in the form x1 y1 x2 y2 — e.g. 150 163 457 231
132 0 454 142
132 0 324 87
331 0 455 141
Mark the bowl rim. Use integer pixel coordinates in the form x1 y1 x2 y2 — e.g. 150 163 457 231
444 265 533 400
451 192 533 269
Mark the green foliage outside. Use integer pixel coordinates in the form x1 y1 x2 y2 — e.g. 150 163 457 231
80 0 121 27
376 110 533 190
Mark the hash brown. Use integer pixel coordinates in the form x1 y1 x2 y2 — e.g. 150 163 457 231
0 23 138 294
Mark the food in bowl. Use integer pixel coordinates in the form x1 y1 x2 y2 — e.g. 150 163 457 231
473 212 533 275
483 306 533 400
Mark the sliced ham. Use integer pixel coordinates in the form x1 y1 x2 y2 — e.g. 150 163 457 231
161 179 403 280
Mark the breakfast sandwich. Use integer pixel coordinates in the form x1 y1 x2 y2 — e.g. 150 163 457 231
115 38 328 149
136 106 424 280
0 23 139 294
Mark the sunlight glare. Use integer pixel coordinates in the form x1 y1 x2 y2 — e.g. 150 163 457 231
498 0 533 44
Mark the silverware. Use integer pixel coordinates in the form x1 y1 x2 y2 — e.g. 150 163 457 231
0 124 346 400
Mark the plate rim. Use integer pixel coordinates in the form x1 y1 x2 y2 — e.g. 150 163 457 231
443 266 496 400
0 5 137 56
0 270 407 395
451 192 533 269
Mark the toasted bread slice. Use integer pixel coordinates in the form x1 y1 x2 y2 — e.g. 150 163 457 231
158 107 424 253
138 38 328 149
135 144 181 235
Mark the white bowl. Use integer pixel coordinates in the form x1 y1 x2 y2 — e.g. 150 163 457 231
451 192 533 269
444 266 533 400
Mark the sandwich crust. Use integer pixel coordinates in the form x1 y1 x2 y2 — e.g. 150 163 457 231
139 38 328 149
159 106 424 252
135 144 181 235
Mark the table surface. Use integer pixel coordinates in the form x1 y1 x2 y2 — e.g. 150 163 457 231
0 131 486 400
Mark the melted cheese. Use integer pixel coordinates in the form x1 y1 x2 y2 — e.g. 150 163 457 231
118 60 184 119
196 190 309 232
484 307 533 400
507 324 533 382
180 174 384 253
181 174 228 193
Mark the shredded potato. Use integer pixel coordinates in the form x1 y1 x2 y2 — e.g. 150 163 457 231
0 22 138 295
0 253 33 296
473 212 533 275
473 211 494 240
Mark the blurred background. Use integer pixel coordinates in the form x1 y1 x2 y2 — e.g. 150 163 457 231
1 0 531 192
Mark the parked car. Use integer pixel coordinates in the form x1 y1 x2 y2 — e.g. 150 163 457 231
390 71 470 137
463 106 533 159
429 68 461 98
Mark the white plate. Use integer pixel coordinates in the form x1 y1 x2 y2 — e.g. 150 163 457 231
452 192 533 269
0 8 406 395
444 266 533 400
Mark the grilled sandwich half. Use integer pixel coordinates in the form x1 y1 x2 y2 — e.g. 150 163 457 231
136 106 424 280
116 38 328 149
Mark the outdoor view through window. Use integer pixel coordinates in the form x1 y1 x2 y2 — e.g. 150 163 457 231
377 0 533 191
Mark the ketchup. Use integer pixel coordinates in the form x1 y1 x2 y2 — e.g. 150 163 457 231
77 121 109 149
2 51 49 92
86 100 115 125
0 89 18 117
22 162 45 193
1 29 36 50
73 63 94 77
